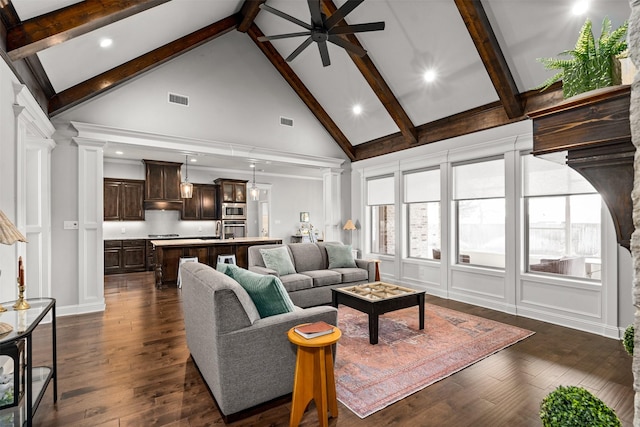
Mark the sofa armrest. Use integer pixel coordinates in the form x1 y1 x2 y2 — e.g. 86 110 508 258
214 306 338 414
355 259 376 282
248 265 279 277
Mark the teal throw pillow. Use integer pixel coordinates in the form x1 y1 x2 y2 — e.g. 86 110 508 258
259 246 296 276
326 244 357 269
222 265 295 318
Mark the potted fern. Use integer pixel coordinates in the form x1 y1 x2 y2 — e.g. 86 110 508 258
537 17 628 98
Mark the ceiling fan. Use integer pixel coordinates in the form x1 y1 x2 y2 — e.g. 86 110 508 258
257 0 385 67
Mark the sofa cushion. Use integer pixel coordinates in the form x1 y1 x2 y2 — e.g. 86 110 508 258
299 270 342 287
279 273 314 293
217 264 295 318
325 244 357 269
260 246 297 276
332 267 368 283
289 243 325 271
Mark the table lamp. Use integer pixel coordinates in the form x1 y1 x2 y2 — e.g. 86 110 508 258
0 209 27 318
343 219 356 245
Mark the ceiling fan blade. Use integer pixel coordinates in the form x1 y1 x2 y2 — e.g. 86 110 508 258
328 35 367 57
324 0 364 29
329 22 385 35
307 0 323 27
257 32 312 42
286 37 314 62
318 40 331 67
259 4 312 30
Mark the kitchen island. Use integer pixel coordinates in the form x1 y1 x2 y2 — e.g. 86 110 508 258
151 237 282 288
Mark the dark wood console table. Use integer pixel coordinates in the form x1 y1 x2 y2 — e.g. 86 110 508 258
0 298 56 426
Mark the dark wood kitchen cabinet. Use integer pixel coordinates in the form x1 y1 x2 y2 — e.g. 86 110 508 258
215 179 247 203
143 160 183 210
104 239 146 274
104 179 145 221
181 184 219 220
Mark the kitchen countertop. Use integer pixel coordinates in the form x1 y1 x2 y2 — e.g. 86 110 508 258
150 237 282 247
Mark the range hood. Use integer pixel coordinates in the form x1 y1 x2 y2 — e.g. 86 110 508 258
143 159 184 211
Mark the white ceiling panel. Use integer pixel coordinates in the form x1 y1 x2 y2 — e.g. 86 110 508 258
342 0 499 126
35 0 240 92
12 0 83 20
484 0 631 92
255 0 400 145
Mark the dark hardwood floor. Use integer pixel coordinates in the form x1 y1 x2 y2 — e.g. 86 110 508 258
31 271 634 426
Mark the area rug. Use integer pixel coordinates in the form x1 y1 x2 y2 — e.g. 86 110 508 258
334 304 534 418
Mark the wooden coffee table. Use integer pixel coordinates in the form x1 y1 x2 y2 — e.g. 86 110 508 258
332 282 425 344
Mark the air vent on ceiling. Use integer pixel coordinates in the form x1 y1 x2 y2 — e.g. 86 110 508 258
168 92 189 107
280 116 294 127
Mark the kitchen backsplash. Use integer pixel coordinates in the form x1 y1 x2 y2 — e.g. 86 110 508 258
103 210 220 239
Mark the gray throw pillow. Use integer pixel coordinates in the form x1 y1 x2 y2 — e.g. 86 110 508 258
260 246 296 276
220 264 295 318
326 244 357 269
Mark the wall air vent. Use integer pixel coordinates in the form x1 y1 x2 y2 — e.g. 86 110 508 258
280 116 294 127
168 92 189 107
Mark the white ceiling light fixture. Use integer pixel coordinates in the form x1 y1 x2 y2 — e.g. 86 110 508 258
250 163 259 202
180 155 193 199
423 69 437 83
571 0 589 15
99 38 113 48
115 151 123 155
352 104 363 115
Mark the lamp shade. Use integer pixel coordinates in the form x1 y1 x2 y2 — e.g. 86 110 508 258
0 210 27 245
343 219 356 231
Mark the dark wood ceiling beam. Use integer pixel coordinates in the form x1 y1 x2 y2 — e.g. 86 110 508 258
48 14 240 117
354 83 563 161
454 0 524 119
6 0 171 61
238 0 266 33
246 23 356 161
321 0 417 145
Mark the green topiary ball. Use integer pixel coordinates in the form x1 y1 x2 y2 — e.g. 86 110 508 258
623 324 634 356
540 385 621 427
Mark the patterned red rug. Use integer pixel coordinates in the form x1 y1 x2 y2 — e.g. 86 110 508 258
335 304 534 418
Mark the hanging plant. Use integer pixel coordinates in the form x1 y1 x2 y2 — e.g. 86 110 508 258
623 324 634 356
537 17 628 98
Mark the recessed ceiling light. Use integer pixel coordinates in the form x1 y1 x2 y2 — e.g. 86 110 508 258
190 158 197 162
99 38 113 48
571 0 589 15
115 151 123 155
352 104 363 115
423 69 437 83
250 163 256 168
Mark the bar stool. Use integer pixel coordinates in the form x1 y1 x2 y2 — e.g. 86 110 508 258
177 257 198 288
217 254 236 266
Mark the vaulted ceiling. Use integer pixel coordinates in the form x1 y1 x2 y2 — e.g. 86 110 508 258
0 0 631 163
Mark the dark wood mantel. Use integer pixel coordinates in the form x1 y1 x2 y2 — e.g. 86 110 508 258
528 85 634 250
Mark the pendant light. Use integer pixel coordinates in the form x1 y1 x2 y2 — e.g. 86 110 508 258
180 155 193 198
250 163 259 201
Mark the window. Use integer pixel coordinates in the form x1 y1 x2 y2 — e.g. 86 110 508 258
453 158 505 268
404 169 440 259
523 154 601 279
367 175 395 255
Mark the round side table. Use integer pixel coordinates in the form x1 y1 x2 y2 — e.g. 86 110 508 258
287 325 342 427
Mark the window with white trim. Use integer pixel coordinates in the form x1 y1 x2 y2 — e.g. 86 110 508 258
367 175 395 255
404 168 440 260
522 154 601 279
453 158 505 268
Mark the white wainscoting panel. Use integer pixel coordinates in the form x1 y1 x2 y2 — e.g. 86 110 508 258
401 260 443 295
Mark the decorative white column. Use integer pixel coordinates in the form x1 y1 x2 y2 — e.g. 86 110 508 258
73 137 106 311
628 1 640 425
323 169 343 242
13 84 56 300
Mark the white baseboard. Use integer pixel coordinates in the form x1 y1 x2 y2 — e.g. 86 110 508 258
57 301 106 317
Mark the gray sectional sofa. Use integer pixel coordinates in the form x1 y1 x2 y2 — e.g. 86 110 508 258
248 242 376 307
180 262 338 420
